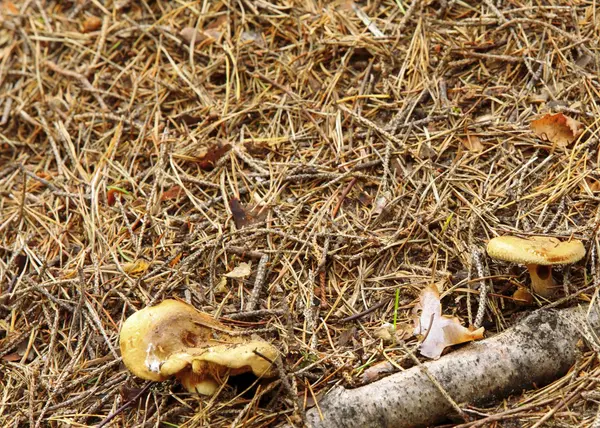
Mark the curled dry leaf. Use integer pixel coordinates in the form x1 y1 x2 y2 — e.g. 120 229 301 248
373 323 395 343
513 287 534 306
413 285 484 359
194 143 231 171
361 360 395 383
229 197 248 229
160 185 184 201
179 27 208 46
1 352 21 362
122 259 150 276
461 133 484 152
224 262 251 278
107 186 128 206
82 16 102 33
372 194 389 216
229 197 268 229
531 113 583 147
203 15 227 41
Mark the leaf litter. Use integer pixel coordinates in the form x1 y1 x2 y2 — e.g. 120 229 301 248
0 0 599 427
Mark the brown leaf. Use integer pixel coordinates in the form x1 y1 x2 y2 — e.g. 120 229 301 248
357 192 372 206
531 113 584 147
120 385 144 402
1 352 21 362
14 253 27 275
461 134 484 152
179 27 208 46
229 197 249 229
82 16 102 33
373 323 395 343
337 327 357 347
194 143 231 170
206 15 227 29
177 113 202 126
361 360 395 383
107 187 127 206
161 185 184 201
304 390 325 408
513 287 533 306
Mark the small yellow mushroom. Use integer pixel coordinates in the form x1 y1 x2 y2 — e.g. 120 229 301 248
487 236 585 298
119 299 278 395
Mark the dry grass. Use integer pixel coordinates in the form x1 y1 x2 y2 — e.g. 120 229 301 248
0 0 599 426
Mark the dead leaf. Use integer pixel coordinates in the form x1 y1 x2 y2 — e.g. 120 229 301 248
373 323 395 343
531 113 584 147
461 133 484 152
177 113 202 126
513 287 533 306
361 360 395 383
161 185 184 201
194 143 231 170
229 197 249 229
586 178 600 193
240 30 264 47
3 1 19 14
215 276 228 293
107 187 127 206
120 385 145 403
372 195 388 216
1 352 21 362
337 326 357 347
413 285 484 359
357 192 372 206
204 28 222 40
123 259 150 276
304 389 325 408
82 16 102 33
179 27 208 46
203 15 227 40
393 322 414 341
224 262 251 278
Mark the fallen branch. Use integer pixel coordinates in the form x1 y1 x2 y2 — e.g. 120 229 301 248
306 305 600 428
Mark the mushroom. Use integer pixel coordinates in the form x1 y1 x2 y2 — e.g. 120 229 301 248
487 236 585 298
119 299 278 395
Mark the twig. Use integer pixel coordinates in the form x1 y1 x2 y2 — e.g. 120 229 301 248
96 382 152 428
246 253 269 311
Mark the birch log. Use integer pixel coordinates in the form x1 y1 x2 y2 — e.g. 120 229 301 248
306 305 599 428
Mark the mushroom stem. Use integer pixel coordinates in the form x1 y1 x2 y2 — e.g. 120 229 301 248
526 264 554 297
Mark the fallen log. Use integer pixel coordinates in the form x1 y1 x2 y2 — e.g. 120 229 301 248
306 305 599 428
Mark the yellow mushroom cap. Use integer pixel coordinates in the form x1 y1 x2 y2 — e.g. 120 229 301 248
119 299 279 395
119 299 236 381
486 236 585 266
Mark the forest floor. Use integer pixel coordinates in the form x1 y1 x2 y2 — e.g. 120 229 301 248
1 0 600 427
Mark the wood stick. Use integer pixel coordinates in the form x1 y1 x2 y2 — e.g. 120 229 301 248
306 304 600 428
